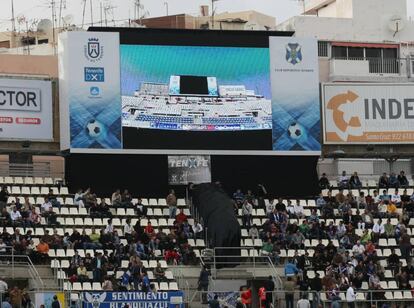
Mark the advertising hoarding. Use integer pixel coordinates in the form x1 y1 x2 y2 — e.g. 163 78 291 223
168 155 211 185
270 37 321 154
322 83 414 144
0 78 53 141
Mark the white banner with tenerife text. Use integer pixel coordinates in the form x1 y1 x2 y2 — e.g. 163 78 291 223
0 78 53 141
168 155 211 185
322 83 414 144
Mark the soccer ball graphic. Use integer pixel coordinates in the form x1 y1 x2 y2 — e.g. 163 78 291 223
287 122 304 140
86 119 105 138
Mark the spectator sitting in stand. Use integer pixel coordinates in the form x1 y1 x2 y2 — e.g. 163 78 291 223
111 189 122 207
379 173 389 188
319 173 330 190
10 207 23 226
349 172 362 189
121 189 133 207
398 171 409 188
192 220 203 239
135 198 147 217
233 189 245 204
338 171 349 189
166 190 177 219
175 209 188 225
389 172 399 188
74 189 86 208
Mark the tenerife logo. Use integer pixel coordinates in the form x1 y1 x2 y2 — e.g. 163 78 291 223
286 43 302 65
84 292 106 308
327 91 363 141
84 38 104 62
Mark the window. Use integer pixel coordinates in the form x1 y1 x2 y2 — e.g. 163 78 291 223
332 46 347 58
348 47 364 58
318 41 328 57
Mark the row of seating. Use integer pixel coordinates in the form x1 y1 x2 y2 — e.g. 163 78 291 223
328 179 414 188
51 259 169 269
64 281 179 291
6 186 69 196
0 177 63 185
7 196 187 207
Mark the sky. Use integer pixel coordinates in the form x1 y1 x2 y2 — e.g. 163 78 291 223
0 0 413 32
0 0 302 31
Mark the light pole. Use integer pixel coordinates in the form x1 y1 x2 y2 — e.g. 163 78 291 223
211 0 219 29
164 1 169 16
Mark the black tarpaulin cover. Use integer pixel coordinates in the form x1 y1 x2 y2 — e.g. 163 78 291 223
191 183 241 268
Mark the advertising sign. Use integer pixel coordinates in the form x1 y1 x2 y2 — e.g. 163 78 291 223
59 31 122 150
168 155 211 185
35 292 65 308
82 291 184 308
323 83 414 144
270 37 321 154
0 78 53 141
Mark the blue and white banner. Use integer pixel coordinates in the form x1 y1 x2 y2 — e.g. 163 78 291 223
59 31 122 150
82 291 184 308
269 37 321 155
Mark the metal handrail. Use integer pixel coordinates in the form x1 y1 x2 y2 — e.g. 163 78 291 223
0 251 45 290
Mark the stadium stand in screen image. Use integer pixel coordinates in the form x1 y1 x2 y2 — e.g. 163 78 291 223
121 75 272 131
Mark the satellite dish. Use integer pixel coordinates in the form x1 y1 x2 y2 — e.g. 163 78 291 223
388 15 405 34
62 14 74 26
37 19 53 34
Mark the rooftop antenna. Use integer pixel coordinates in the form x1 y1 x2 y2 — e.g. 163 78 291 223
90 0 94 26
164 1 169 16
104 2 116 26
134 0 145 24
50 0 57 54
11 0 16 33
211 0 220 29
58 0 66 28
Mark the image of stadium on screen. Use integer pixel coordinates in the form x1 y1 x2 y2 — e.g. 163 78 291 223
120 45 272 131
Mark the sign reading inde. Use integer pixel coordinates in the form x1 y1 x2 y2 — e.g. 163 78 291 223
0 87 41 112
84 67 105 82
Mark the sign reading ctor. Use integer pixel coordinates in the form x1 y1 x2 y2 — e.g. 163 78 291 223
0 87 41 112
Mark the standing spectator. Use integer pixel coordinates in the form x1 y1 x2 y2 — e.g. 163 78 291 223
9 286 22 308
284 277 295 308
398 171 409 188
192 220 203 239
198 266 210 304
400 232 412 261
242 200 253 230
233 189 244 204
0 187 9 211
379 173 389 188
166 190 177 218
346 282 356 308
309 273 322 308
241 287 252 308
265 199 275 216
92 253 105 282
51 295 61 308
256 184 267 209
265 276 275 308
258 286 266 308
0 277 7 294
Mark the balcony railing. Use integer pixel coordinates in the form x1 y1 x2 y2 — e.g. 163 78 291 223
332 57 403 75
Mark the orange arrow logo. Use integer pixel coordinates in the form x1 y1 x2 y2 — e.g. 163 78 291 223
327 90 360 133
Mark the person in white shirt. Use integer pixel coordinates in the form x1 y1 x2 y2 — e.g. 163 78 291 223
266 199 275 215
372 219 385 243
104 219 114 234
338 171 349 189
294 200 304 218
10 207 22 224
286 200 295 217
192 220 203 239
0 277 8 293
74 189 86 208
242 201 253 229
123 218 133 239
297 294 311 308
41 198 52 213
372 190 381 204
249 224 259 241
337 221 347 238
346 283 356 308
352 241 365 257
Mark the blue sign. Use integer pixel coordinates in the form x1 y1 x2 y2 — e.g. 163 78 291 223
84 67 105 82
82 291 184 308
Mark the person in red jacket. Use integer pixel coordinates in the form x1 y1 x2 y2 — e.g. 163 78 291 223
258 286 267 308
241 287 252 308
175 209 188 225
